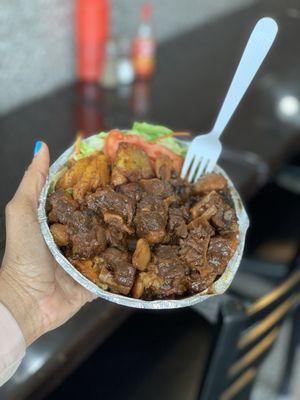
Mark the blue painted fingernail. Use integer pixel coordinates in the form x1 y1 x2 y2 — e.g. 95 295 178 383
34 141 42 156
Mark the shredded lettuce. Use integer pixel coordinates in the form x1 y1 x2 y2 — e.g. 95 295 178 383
73 132 108 160
98 131 109 138
130 121 186 156
131 121 173 141
156 137 187 157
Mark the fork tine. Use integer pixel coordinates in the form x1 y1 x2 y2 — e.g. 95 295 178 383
197 158 209 180
198 159 209 180
203 159 209 175
195 159 207 181
188 157 200 182
206 160 215 174
181 150 194 178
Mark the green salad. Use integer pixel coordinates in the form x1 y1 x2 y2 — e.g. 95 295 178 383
73 121 188 160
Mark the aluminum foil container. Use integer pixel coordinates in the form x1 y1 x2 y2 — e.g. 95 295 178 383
38 135 249 309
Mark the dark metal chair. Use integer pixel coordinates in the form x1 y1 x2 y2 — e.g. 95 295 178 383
201 168 300 399
200 265 300 400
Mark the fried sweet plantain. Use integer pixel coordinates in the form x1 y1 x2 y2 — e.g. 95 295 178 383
57 152 110 201
111 143 154 185
73 153 110 201
57 156 91 190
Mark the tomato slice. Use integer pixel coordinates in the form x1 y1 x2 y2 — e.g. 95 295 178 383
103 129 125 161
104 130 183 173
142 142 183 173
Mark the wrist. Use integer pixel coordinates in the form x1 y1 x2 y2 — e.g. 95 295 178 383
0 268 44 346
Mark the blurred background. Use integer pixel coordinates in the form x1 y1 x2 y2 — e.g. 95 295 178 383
0 0 253 115
1 0 300 399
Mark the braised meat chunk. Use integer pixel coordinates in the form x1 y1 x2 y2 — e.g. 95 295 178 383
116 182 143 203
87 187 135 225
168 206 188 239
190 190 238 234
154 245 189 296
48 189 78 224
135 194 168 244
99 248 136 295
194 173 228 194
67 210 100 234
71 227 106 259
171 177 192 203
155 154 175 180
154 245 188 278
105 225 128 250
211 200 238 234
207 235 238 274
48 144 240 300
139 178 174 199
135 212 167 244
132 272 164 299
180 218 214 271
188 266 217 294
67 210 107 259
101 246 130 264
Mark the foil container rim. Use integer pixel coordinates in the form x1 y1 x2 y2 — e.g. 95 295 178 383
38 135 249 309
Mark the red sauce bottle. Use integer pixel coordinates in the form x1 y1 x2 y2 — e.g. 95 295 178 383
132 3 156 80
76 0 109 82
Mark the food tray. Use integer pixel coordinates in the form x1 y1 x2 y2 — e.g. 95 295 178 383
38 135 249 309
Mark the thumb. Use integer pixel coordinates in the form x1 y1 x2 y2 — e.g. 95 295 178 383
13 141 50 207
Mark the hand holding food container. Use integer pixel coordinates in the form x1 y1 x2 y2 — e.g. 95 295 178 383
38 17 278 309
38 122 248 309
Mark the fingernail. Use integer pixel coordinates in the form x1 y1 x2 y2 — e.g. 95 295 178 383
34 141 42 156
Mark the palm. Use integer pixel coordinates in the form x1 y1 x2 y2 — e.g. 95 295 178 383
0 143 94 345
3 202 93 334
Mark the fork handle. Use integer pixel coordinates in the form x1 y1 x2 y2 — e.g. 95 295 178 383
212 17 278 137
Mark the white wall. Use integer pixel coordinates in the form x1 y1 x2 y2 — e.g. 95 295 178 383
0 0 255 115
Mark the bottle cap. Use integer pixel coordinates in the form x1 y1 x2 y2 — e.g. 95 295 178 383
141 3 152 21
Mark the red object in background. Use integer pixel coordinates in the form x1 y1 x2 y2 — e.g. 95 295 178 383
132 3 156 79
75 83 105 136
76 0 109 82
131 80 151 116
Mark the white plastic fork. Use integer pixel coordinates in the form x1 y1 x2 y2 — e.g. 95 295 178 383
181 17 278 182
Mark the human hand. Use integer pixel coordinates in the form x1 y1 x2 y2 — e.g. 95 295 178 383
0 142 95 346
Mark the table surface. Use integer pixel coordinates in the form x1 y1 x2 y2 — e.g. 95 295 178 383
1 0 300 398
